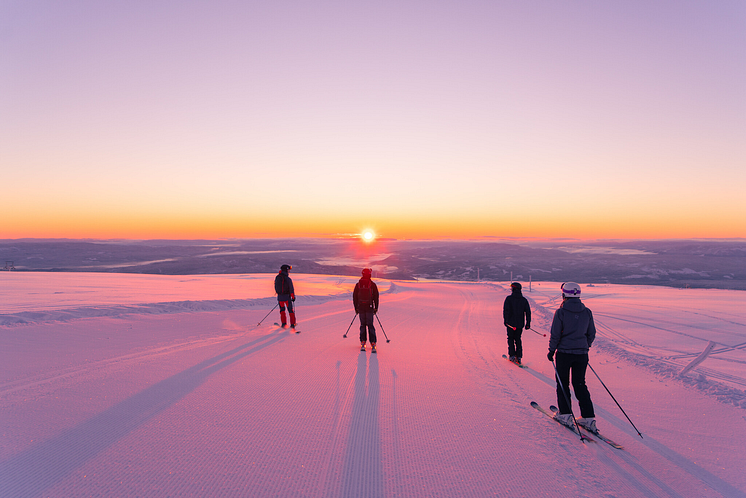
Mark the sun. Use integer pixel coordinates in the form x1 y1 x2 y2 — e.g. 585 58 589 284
361 230 376 243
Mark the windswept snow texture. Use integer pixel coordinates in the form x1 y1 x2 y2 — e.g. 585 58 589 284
1 273 745 497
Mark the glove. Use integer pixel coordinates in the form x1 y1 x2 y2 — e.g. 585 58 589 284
547 350 555 362
526 324 531 330
373 308 378 314
291 293 295 302
354 308 359 314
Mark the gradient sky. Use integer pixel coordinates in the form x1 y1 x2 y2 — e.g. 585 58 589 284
2 1 744 240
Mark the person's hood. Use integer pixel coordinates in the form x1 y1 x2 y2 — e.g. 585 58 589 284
562 298 586 312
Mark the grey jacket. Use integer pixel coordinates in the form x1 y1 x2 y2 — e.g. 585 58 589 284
548 298 596 354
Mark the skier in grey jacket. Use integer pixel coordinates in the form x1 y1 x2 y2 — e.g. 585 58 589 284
547 282 598 432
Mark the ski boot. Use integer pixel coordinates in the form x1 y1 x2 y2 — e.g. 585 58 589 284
554 413 574 428
577 418 597 433
371 343 377 354
360 342 366 352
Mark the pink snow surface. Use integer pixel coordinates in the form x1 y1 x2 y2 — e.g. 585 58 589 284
1 273 745 497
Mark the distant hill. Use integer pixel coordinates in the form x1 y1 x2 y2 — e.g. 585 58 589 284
1 238 745 290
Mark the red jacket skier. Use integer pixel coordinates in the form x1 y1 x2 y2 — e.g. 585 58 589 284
274 264 296 329
353 268 379 352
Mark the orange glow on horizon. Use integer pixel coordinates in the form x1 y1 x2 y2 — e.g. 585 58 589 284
2 208 744 240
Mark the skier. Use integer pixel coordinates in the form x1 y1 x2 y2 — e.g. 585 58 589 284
353 268 379 352
503 282 531 365
274 264 296 329
547 282 598 432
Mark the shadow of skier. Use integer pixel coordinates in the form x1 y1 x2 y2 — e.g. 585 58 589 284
341 352 383 497
0 329 286 498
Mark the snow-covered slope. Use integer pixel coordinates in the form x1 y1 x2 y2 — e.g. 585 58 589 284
1 273 745 497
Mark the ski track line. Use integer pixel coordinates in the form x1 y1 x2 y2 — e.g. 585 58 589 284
591 316 746 388
590 300 746 329
453 288 528 406
594 312 740 346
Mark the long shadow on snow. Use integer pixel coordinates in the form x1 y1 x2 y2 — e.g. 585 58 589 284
0 329 287 498
523 367 746 498
341 352 383 497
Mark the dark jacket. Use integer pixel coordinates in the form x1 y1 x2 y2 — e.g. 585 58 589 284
549 298 596 354
503 290 531 330
274 270 294 302
353 277 379 312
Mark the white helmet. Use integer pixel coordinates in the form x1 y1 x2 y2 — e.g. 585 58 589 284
561 282 581 298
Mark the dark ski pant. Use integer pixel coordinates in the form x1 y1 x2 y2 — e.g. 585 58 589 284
507 327 523 358
555 352 595 418
279 300 296 326
359 310 377 344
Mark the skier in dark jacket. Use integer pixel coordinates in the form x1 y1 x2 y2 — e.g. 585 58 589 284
274 264 296 329
503 282 531 365
353 268 379 352
547 282 598 432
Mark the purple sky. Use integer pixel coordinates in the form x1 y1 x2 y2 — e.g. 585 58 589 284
2 1 745 239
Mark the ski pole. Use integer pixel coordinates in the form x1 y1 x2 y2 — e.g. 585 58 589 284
507 323 545 337
374 313 390 343
343 313 358 338
552 359 588 443
257 303 279 326
588 363 643 439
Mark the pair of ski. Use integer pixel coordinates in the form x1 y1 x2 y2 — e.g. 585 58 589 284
274 323 301 334
531 401 623 449
502 354 527 368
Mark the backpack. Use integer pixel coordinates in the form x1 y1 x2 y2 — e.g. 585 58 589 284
357 279 372 304
275 273 288 295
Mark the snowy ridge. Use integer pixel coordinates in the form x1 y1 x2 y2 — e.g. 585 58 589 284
0 293 350 327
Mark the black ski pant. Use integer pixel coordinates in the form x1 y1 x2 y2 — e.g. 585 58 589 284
507 327 523 358
359 310 377 344
555 352 595 418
